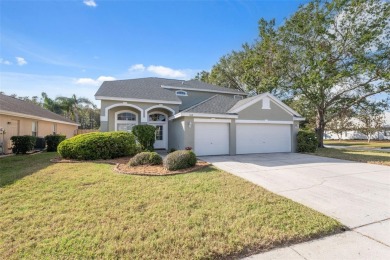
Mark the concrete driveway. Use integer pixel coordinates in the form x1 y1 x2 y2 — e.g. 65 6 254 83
202 153 390 258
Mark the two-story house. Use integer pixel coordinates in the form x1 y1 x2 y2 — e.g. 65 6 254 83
95 77 304 156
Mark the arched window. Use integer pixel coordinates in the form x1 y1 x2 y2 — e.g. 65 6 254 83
148 113 166 122
117 112 136 121
115 111 137 132
175 90 188 96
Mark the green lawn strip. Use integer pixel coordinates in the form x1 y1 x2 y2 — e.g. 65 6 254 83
314 148 390 166
324 140 390 148
1 153 342 259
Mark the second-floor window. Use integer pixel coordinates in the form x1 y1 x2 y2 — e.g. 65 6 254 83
175 90 188 96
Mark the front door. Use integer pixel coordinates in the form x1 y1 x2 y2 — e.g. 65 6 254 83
148 113 168 150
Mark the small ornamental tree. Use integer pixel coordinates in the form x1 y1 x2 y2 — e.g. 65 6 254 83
132 125 156 151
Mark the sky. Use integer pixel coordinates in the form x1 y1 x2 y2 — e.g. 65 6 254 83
0 0 310 105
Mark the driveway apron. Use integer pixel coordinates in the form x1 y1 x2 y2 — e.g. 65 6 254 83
202 153 390 259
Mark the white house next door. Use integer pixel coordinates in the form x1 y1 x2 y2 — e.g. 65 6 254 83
148 112 168 150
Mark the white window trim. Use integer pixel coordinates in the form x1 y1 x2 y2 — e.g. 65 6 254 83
175 90 188 96
147 112 168 123
147 111 168 149
115 110 138 131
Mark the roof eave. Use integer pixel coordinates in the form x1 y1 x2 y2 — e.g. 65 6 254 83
0 110 80 126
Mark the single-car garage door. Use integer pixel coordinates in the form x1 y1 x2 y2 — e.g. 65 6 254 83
236 123 291 154
195 122 229 156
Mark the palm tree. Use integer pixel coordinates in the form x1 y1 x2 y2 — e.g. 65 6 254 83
41 92 63 114
56 94 95 123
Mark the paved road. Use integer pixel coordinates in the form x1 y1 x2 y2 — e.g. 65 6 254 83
202 153 390 259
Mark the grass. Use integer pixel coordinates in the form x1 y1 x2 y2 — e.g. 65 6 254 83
324 140 390 148
1 153 342 259
314 148 390 166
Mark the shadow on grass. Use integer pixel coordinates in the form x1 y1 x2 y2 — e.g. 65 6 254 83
0 152 57 188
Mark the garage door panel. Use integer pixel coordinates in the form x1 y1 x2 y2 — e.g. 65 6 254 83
237 124 291 154
195 123 229 156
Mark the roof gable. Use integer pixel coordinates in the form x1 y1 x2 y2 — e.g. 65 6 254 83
228 93 302 118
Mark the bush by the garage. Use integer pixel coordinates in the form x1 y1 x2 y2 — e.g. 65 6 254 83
11 135 37 154
34 137 46 150
45 134 66 152
297 130 318 153
128 152 162 166
58 131 137 160
132 125 156 151
164 150 197 171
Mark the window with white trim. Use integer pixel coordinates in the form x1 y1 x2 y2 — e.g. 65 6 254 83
116 112 137 132
32 121 38 137
52 123 57 134
175 90 188 96
148 113 166 122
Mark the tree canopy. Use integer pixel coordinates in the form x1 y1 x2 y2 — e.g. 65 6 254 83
196 0 390 146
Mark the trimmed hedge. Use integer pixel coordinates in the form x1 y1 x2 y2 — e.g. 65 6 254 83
45 134 66 152
11 135 37 154
164 150 197 171
128 152 162 166
132 125 156 151
58 131 137 160
34 137 46 150
297 130 318 153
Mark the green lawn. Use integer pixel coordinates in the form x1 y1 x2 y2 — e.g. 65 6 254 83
314 148 390 166
0 153 342 259
324 140 390 148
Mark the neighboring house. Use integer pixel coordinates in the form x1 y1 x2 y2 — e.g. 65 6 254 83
95 77 304 156
0 94 79 153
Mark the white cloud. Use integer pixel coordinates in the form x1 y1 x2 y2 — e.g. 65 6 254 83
128 63 193 79
147 65 186 78
128 64 146 72
75 75 115 86
0 58 12 65
83 0 97 7
15 57 27 66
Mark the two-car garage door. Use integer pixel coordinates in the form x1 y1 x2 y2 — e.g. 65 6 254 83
236 123 291 154
194 121 291 156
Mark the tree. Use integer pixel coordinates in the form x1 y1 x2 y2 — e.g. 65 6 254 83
326 109 354 140
354 102 386 142
193 71 210 82
249 0 389 147
56 94 95 124
41 92 62 114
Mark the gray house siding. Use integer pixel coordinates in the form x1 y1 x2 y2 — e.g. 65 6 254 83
165 89 238 111
238 100 293 121
168 118 185 150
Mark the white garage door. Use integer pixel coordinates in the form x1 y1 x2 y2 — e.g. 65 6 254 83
195 123 229 156
236 124 291 154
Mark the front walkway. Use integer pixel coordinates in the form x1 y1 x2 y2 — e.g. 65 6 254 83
202 153 390 259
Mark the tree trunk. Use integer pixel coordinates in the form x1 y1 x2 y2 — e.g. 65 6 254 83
316 108 326 148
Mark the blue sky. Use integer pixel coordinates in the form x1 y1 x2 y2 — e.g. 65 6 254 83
0 0 308 104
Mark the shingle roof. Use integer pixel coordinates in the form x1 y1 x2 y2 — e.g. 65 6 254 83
228 95 259 112
95 78 182 102
182 95 240 114
162 79 246 95
0 94 78 125
94 77 246 101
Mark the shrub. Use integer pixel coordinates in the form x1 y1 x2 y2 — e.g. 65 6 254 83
45 134 66 152
11 135 37 154
128 152 162 166
168 148 176 154
58 131 137 160
132 125 156 151
297 130 318 153
34 137 46 150
164 150 197 171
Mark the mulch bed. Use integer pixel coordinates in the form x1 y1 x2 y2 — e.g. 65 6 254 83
51 156 210 176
